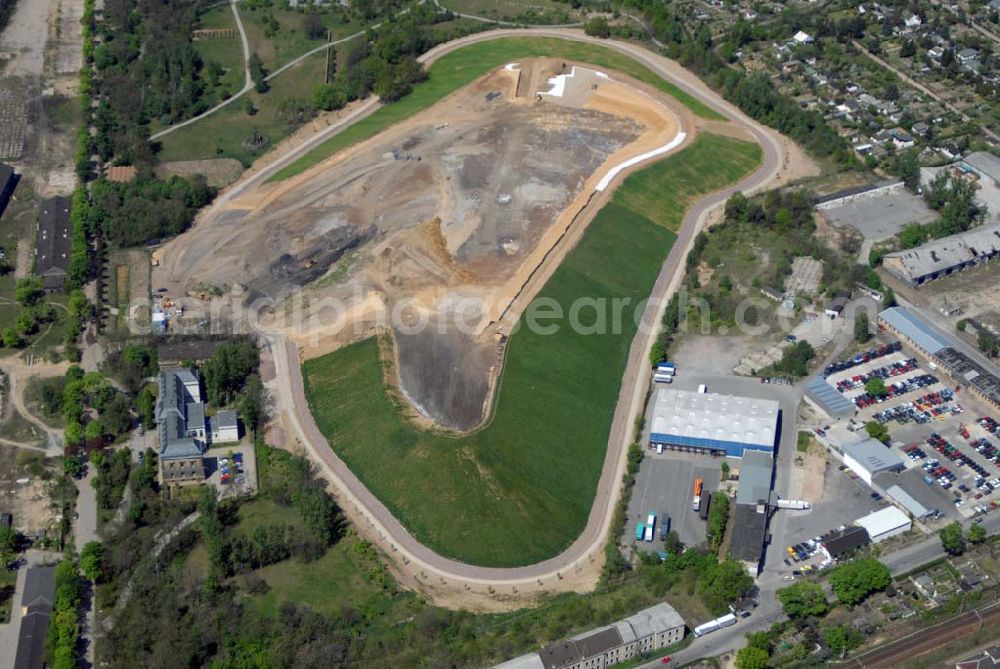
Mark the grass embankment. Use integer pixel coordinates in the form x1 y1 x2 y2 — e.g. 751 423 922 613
302 134 761 566
270 36 725 181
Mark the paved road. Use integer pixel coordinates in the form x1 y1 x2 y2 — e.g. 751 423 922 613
262 28 788 593
73 467 99 668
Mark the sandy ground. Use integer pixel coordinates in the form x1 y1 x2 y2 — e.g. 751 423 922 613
0 0 56 76
155 58 689 428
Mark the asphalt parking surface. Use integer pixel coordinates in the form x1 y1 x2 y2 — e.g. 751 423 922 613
627 452 720 550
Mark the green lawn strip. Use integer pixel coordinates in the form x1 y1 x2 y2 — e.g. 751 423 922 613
270 37 725 182
301 134 760 566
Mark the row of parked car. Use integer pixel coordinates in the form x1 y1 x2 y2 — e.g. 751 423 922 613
220 452 245 486
834 358 920 392
851 374 939 409
823 341 903 378
871 389 960 424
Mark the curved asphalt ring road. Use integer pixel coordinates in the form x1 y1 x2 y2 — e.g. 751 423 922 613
261 29 785 587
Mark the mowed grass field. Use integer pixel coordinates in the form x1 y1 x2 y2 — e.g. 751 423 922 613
270 36 726 181
302 134 761 566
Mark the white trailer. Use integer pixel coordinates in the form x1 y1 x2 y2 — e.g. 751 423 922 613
776 499 812 510
693 614 737 638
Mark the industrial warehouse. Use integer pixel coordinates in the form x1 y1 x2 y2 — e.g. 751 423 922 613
729 450 776 576
879 306 1000 410
649 389 780 457
881 222 1000 287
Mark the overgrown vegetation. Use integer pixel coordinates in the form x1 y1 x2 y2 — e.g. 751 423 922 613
707 491 729 552
828 557 891 606
48 555 82 669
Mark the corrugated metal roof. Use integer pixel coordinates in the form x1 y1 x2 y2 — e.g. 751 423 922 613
843 438 905 474
650 389 779 449
886 484 932 518
879 307 951 354
805 376 856 418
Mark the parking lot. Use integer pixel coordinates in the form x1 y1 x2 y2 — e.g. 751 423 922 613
821 336 1000 520
627 452 721 551
205 443 257 499
766 454 890 573
625 358 803 555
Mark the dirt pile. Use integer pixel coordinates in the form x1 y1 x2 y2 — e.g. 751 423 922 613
155 59 686 429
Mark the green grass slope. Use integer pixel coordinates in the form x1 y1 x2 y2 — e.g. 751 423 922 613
302 134 761 566
271 36 725 181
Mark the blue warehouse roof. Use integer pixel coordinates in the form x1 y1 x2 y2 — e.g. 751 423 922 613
879 307 951 355
805 376 856 418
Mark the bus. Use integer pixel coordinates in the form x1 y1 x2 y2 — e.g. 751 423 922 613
692 478 704 511
645 512 656 542
635 522 645 541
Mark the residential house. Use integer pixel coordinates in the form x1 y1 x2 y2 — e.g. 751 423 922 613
793 30 813 45
959 48 980 64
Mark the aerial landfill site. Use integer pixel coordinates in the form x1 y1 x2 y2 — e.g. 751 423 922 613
156 58 686 428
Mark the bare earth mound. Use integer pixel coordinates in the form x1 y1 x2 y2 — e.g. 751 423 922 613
154 58 685 429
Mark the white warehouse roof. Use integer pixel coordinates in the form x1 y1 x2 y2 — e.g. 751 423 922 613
650 389 779 449
842 438 905 474
855 506 911 537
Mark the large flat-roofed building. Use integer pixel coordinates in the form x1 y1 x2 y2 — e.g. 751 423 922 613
855 506 912 543
881 222 1000 287
649 389 780 458
35 196 71 292
841 438 905 486
494 602 685 669
730 451 775 576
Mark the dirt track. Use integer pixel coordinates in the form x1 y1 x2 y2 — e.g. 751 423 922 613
255 30 815 610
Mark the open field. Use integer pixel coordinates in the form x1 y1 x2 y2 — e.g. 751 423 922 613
301 134 761 566
192 4 245 103
239 5 365 72
441 0 579 22
156 49 327 165
270 36 725 182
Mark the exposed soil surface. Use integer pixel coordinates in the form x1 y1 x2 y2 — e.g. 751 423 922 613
156 58 686 429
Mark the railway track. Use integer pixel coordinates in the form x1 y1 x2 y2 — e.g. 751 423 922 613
838 601 1000 668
